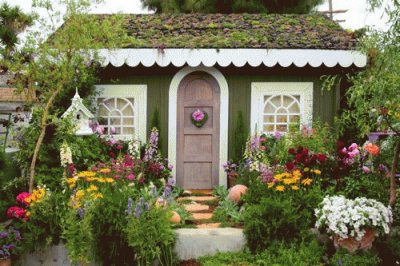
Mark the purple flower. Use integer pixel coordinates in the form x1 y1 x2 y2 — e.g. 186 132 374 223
167 177 175 187
135 203 142 218
144 203 149 211
77 208 85 219
163 186 172 198
274 131 282 140
0 232 8 239
126 198 133 216
152 186 157 198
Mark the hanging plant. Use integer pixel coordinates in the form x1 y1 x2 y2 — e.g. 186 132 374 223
191 109 208 128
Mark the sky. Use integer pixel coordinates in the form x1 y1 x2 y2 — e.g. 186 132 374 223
0 0 392 32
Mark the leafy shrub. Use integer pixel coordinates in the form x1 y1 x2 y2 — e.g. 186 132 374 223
125 205 176 266
243 181 323 253
198 239 325 266
329 249 380 266
213 199 243 225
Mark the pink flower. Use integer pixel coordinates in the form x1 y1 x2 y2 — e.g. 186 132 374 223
96 126 104 135
7 206 29 220
362 166 370 174
192 109 205 122
16 192 31 206
127 174 135 181
110 126 116 134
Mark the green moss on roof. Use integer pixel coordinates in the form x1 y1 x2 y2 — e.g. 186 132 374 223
118 14 357 49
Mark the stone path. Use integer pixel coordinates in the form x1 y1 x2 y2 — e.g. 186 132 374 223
179 190 220 229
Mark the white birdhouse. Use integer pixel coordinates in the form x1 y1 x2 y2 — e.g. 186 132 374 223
62 89 94 136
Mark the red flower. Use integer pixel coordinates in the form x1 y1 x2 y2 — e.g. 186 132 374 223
317 154 327 164
297 146 304 154
285 161 295 171
288 148 296 155
7 206 29 221
16 192 31 206
109 151 115 158
295 154 303 163
302 148 309 155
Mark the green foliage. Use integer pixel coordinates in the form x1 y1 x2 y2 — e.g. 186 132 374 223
212 185 228 199
125 206 176 266
63 204 96 264
329 249 380 266
198 239 325 266
232 110 247 163
243 181 324 253
141 0 323 14
213 200 243 224
91 185 138 265
19 191 69 251
337 173 390 204
0 3 33 60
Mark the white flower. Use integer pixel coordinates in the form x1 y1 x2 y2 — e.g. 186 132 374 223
60 141 73 167
315 195 392 240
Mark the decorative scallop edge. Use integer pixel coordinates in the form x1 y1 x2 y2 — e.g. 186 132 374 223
98 49 367 68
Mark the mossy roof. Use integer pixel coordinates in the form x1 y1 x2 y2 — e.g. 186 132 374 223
119 13 357 49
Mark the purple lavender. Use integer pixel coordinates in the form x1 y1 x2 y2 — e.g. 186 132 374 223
135 203 142 218
163 186 172 198
126 198 133 216
77 208 85 219
144 128 159 161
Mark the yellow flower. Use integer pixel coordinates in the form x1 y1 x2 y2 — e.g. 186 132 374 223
91 193 103 199
276 185 285 192
77 171 96 178
301 178 313 186
66 177 78 188
304 168 310 172
283 178 296 185
99 168 111 174
274 174 284 181
267 182 275 188
27 187 46 204
104 178 114 183
291 185 299 191
87 185 98 192
76 190 85 200
313 169 321 175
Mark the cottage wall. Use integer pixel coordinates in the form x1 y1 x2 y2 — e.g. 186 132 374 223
99 65 350 159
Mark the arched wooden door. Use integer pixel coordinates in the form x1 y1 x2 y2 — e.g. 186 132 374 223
176 73 220 189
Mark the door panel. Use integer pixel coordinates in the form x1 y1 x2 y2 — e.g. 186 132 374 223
177 73 220 189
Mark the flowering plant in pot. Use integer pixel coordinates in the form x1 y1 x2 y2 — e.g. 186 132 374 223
0 227 22 265
315 195 393 253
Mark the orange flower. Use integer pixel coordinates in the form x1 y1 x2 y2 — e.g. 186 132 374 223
365 143 380 156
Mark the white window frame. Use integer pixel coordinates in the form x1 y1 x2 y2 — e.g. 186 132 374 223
95 84 147 142
251 82 313 134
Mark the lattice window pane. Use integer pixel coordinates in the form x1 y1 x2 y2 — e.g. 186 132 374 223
97 97 135 137
263 94 301 134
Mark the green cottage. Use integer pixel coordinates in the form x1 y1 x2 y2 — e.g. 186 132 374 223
93 13 366 189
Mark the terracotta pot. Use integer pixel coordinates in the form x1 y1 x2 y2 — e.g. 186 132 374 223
0 258 11 266
228 184 248 203
170 211 181 224
333 228 376 253
228 173 238 188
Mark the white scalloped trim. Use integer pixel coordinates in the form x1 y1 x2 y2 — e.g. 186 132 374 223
98 49 367 68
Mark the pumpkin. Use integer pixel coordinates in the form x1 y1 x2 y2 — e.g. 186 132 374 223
170 211 181 224
228 184 248 203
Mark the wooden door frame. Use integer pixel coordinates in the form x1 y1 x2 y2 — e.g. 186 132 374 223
168 66 229 187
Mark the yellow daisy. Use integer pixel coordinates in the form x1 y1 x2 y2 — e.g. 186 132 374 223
276 185 285 192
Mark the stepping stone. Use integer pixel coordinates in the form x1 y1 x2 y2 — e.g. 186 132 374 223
196 223 221 229
182 190 193 196
190 189 213 196
175 228 246 260
177 196 217 202
192 213 213 220
184 203 209 212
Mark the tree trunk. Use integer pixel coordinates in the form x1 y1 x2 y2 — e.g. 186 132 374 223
28 88 61 192
389 140 400 207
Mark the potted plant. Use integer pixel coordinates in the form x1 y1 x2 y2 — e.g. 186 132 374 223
0 227 22 266
315 195 393 253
